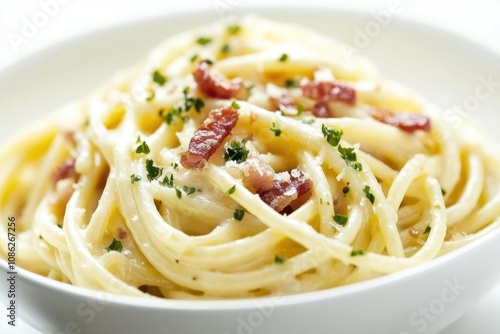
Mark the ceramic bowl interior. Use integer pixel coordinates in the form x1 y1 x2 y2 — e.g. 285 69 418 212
1 6 500 334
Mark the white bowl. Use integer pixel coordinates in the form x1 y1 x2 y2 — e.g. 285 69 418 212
1 6 500 334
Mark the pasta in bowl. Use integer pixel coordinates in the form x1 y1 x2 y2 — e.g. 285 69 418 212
1 11 500 334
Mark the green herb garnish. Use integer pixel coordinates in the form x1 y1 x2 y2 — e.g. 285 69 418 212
106 238 123 252
296 104 304 116
227 25 241 34
322 124 343 147
224 141 249 163
284 79 299 88
233 209 245 221
135 141 150 154
152 70 166 86
350 249 364 256
230 100 240 110
161 107 185 125
160 174 174 188
182 186 196 196
190 54 199 63
423 226 431 234
270 122 282 136
333 214 349 226
145 159 163 181
342 186 350 194
226 185 236 195
221 44 230 54
274 255 286 264
196 37 212 45
183 87 205 113
363 185 375 204
338 145 362 171
146 91 155 101
278 53 289 62
130 174 142 183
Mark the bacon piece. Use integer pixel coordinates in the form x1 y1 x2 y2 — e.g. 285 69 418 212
258 169 313 212
117 227 128 240
240 156 275 192
301 81 356 105
193 62 243 99
312 101 332 118
50 159 78 209
181 107 239 169
370 108 431 133
52 159 76 183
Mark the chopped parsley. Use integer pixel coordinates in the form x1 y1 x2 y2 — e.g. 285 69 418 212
226 185 236 195
227 25 241 34
233 209 245 221
363 185 375 204
160 174 175 188
152 70 166 86
145 159 163 181
182 186 196 196
333 214 349 226
338 145 362 171
224 141 249 163
423 225 431 234
274 255 286 264
322 124 343 147
171 162 179 169
190 54 199 63
136 135 141 143
342 186 350 194
230 100 240 110
106 238 123 252
278 53 289 62
245 84 254 93
135 141 150 154
270 122 282 136
296 104 304 116
196 37 212 45
130 174 142 183
202 58 214 66
159 174 194 199
350 249 364 256
161 107 187 125
284 79 299 88
146 91 155 101
183 87 205 113
160 87 204 126
441 188 447 196
221 44 230 54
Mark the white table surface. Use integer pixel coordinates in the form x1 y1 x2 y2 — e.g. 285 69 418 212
1 0 499 333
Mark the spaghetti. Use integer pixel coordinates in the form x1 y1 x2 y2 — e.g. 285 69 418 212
1 16 499 299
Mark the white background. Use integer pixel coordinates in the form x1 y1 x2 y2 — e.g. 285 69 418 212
1 0 500 333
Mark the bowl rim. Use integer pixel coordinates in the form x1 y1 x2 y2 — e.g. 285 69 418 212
2 226 499 310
